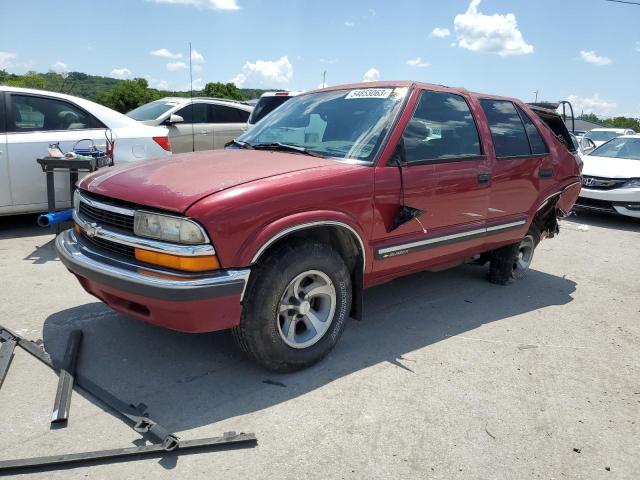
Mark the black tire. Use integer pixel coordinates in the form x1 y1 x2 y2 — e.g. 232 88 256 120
488 230 540 285
232 239 352 372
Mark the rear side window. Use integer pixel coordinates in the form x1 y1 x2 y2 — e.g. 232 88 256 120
402 90 481 163
175 103 207 124
516 105 548 154
10 94 103 132
209 104 249 123
480 100 530 158
248 96 291 124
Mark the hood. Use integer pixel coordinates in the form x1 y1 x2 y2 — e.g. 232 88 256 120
79 150 333 213
581 155 640 179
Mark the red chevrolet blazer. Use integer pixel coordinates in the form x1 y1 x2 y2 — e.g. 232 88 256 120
56 81 582 372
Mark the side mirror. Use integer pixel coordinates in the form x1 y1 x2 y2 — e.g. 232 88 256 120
165 114 184 125
389 138 407 166
583 138 596 154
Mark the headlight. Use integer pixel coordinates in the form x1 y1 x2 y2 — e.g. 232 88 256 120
622 178 640 188
73 190 80 212
133 211 208 244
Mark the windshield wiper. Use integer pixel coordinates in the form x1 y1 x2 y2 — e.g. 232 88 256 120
226 139 254 149
251 142 325 158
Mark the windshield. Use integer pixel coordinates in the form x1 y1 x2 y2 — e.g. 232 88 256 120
237 87 408 162
248 96 292 124
589 137 640 160
127 101 179 121
584 130 621 142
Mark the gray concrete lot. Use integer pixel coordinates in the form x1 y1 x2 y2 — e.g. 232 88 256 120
0 211 638 479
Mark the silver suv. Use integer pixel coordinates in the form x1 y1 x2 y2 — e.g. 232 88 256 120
127 97 253 153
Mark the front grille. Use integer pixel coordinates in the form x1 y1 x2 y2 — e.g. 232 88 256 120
79 201 134 232
574 197 617 213
81 231 136 259
581 176 627 190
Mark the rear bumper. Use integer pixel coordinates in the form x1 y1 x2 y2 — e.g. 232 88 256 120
56 229 249 332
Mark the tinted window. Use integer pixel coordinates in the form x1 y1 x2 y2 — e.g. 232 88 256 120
248 96 291 124
10 94 103 132
0 93 5 133
403 91 481 163
516 105 547 154
209 104 249 123
127 100 179 121
480 100 531 157
175 103 207 124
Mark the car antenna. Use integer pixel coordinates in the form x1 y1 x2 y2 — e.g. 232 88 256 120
189 41 195 153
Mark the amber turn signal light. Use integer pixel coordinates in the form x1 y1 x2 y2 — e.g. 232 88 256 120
134 248 220 272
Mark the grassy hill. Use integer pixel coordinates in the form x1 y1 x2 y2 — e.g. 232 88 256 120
0 70 270 106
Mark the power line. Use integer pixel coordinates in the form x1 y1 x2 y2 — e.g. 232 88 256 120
604 0 640 5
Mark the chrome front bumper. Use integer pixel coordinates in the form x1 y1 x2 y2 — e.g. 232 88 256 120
56 229 250 301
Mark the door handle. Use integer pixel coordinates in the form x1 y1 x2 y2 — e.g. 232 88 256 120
477 173 491 185
539 168 553 178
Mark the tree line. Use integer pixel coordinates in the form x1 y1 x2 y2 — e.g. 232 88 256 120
0 70 269 113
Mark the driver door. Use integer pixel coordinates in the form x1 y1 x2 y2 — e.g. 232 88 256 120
373 89 491 273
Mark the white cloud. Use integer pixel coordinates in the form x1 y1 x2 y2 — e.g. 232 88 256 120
167 61 188 71
406 57 430 68
110 68 132 79
344 21 355 27
52 61 69 73
363 68 380 82
152 79 169 89
566 94 617 116
192 78 204 90
0 51 16 69
191 49 205 63
579 50 612 66
430 27 451 38
146 0 240 10
453 0 533 56
193 64 203 72
230 55 293 87
150 48 183 59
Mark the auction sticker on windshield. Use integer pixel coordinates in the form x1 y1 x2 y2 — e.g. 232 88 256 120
345 88 393 99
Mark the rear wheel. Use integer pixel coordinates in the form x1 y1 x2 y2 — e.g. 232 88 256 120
232 240 352 372
488 232 539 285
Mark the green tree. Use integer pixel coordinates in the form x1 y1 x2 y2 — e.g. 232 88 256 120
202 82 243 100
96 78 160 113
7 71 46 90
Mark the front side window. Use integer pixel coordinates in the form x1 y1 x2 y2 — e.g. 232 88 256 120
127 101 179 121
516 105 548 155
237 87 408 162
480 99 531 158
175 103 207 124
402 90 481 163
209 104 249 123
584 130 620 143
10 94 103 132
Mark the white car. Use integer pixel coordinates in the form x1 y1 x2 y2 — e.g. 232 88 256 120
0 86 171 215
575 135 640 218
583 128 636 148
247 91 304 129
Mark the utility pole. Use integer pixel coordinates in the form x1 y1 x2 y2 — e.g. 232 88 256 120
534 90 539 102
322 71 326 88
189 41 195 153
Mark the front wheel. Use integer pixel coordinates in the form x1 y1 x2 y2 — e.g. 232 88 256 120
488 232 538 285
232 240 352 372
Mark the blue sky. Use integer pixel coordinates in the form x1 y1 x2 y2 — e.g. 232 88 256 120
1 0 639 117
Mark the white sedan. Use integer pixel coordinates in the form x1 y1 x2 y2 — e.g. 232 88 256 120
0 86 171 215
576 135 640 219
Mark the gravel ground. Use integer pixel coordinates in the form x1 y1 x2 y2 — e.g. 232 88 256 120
0 211 638 479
